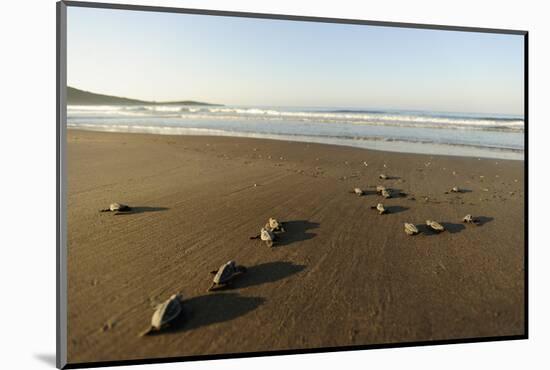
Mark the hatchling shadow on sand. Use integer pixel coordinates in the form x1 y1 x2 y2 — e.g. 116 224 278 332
445 188 473 194
473 216 494 226
114 206 169 215
156 293 265 334
385 206 409 214
419 222 466 235
379 188 408 198
363 190 378 196
391 188 409 198
233 261 306 289
275 220 319 246
355 189 378 196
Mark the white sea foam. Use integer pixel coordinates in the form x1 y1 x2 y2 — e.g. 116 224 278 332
67 104 524 160
67 122 524 160
68 105 524 132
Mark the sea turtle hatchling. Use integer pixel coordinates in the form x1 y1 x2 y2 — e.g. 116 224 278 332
250 227 276 247
140 294 183 336
463 214 480 225
260 227 276 247
404 223 419 235
426 220 445 232
208 260 247 291
351 188 364 196
370 203 388 215
265 217 285 232
99 203 132 214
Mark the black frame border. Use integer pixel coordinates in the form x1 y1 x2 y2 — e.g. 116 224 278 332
56 1 529 369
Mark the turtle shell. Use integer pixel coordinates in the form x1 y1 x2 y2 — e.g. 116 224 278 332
110 203 130 212
151 294 182 329
109 203 122 211
376 185 386 193
404 223 419 235
260 228 275 242
426 220 445 231
213 261 237 284
268 218 282 230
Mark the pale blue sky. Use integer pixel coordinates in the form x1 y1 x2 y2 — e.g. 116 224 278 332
67 6 524 115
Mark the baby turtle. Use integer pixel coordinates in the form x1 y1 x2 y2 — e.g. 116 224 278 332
140 294 183 336
426 220 445 232
260 227 276 247
463 214 480 225
351 188 364 196
404 223 419 235
250 227 276 247
99 203 131 214
370 203 387 215
379 174 388 180
208 260 247 291
376 185 387 194
266 217 285 232
381 189 392 199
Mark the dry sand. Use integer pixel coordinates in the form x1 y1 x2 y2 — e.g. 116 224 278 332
67 129 525 364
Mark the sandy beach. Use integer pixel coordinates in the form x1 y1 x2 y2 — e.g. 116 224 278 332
67 129 525 364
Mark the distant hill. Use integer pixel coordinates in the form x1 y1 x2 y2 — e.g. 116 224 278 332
67 87 221 106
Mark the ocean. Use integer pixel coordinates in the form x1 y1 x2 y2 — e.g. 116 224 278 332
67 105 525 160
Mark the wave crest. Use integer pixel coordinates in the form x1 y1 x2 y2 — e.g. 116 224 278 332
68 104 524 132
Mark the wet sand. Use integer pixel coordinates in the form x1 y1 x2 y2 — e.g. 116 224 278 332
67 129 525 364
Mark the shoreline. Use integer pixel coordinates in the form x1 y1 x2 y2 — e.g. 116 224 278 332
67 129 525 363
67 125 525 161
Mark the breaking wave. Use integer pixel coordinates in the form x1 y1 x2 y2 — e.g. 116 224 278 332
67 104 524 160
68 105 524 132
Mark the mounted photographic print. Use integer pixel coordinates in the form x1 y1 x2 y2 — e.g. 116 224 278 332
56 1 527 368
